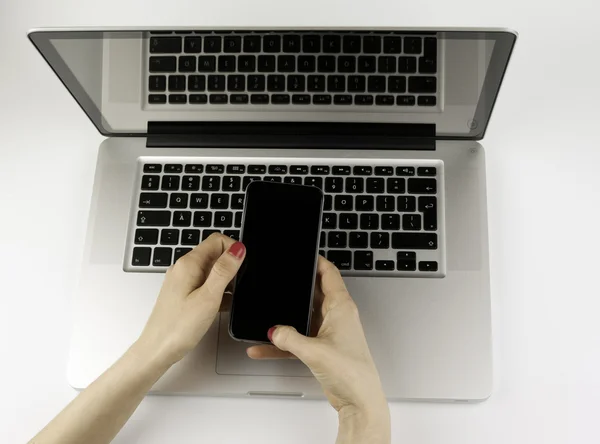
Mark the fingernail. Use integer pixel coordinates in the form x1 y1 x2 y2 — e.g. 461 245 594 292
267 326 276 343
228 241 245 259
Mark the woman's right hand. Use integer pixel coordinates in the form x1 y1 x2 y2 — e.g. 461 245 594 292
247 257 390 443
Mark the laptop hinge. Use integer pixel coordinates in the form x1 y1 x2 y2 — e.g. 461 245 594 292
146 121 436 150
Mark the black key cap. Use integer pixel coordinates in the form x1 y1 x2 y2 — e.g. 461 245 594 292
408 178 436 194
230 94 249 104
308 75 326 91
325 177 343 193
404 37 422 54
278 55 296 72
224 230 241 241
267 75 285 91
268 165 287 174
346 178 364 193
174 248 193 262
168 75 186 92
258 55 276 72
396 166 415 176
235 212 243 227
334 95 352 105
328 75 345 93
311 166 330 175
322 213 337 229
284 176 303 185
189 93 207 105
198 56 216 72
290 165 309 174
381 214 400 230
402 214 421 231
188 75 206 91
185 164 203 174
376 260 395 271
283 35 301 53
370 232 389 249
303 35 321 53
211 193 229 209
417 167 436 177
397 258 417 271
392 233 437 249
409 76 437 94
339 213 358 229
169 193 188 208
397 252 416 260
208 75 226 91
419 56 437 74
298 55 316 73
179 56 196 72
251 94 269 104
367 76 385 93
227 165 245 174
149 56 176 73
334 195 353 211
354 251 374 270
323 35 341 53
328 232 347 248
317 56 336 73
150 36 182 53
149 75 166 92
168 94 187 104
360 213 379 230
363 35 381 54
357 56 376 73
398 56 417 73
304 176 323 189
333 166 351 175
214 211 233 227
160 229 179 245
264 176 282 183
376 95 394 106
387 178 405 194
165 164 183 173
366 178 384 193
223 176 241 191
139 192 168 208
193 211 212 227
313 94 332 105
355 195 374 211
397 196 416 212
207 164 224 173
231 193 245 209
141 175 160 190
376 196 395 212
201 175 221 191
288 75 305 92
418 96 437 106
378 56 396 73
348 75 366 92
144 164 162 173
263 35 281 52
218 56 236 72
239 55 256 72
355 95 374 105
292 94 310 105
202 229 221 240
135 229 159 245
204 36 222 53
323 195 333 211
338 56 356 73
181 229 200 245
137 210 170 227
397 95 416 106
383 36 402 54
173 211 192 227
320 232 326 248
349 232 368 248
419 196 437 230
327 250 351 270
374 166 393 176
388 76 406 93
353 166 372 176
161 175 180 191
419 261 438 272
248 164 266 173
132 247 151 266
184 36 202 53
224 36 241 53
244 35 261 52
190 193 209 209
343 35 361 54
243 176 261 190
424 37 437 57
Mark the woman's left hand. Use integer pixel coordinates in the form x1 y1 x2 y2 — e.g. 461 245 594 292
136 233 246 367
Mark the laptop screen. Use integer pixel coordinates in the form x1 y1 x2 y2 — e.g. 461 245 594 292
29 28 516 140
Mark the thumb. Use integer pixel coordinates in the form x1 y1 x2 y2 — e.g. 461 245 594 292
202 241 246 299
269 325 316 364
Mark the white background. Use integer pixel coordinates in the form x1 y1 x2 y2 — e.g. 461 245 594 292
1 0 599 443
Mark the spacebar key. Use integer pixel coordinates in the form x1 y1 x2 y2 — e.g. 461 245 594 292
392 233 437 249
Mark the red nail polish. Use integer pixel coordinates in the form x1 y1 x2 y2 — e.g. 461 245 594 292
228 241 245 259
267 326 276 343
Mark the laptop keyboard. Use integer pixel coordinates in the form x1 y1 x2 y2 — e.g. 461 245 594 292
146 31 438 107
125 157 445 277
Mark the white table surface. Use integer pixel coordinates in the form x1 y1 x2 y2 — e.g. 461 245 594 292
1 0 599 442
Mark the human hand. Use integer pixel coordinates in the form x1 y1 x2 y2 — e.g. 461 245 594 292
247 257 390 442
136 233 246 367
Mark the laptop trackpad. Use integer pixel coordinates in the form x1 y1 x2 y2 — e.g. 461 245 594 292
215 313 313 377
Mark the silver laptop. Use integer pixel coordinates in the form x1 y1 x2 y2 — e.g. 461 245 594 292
29 27 516 402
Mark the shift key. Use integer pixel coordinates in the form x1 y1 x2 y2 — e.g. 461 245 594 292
137 211 171 226
392 233 437 249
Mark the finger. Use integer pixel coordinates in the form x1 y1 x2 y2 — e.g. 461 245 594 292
316 257 353 313
268 325 316 364
246 344 297 360
200 241 246 301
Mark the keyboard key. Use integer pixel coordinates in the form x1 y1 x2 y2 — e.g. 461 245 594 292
419 196 437 230
141 175 160 190
424 37 437 57
137 211 170 227
184 36 202 53
383 36 402 54
398 57 417 73
339 213 358 229
149 56 176 72
328 232 347 248
204 36 222 53
181 176 200 191
193 211 212 227
374 166 393 176
248 165 267 174
404 37 422 54
334 95 352 105
334 195 353 211
288 75 305 92
408 178 436 194
392 233 437 249
160 229 179 245
419 261 438 272
198 56 216 72
313 94 332 105
290 165 309 174
338 56 356 73
161 175 180 191
297 55 316 73
387 76 406 93
356 195 374 211
378 56 396 73
325 177 343 193
346 178 364 193
263 35 281 52
375 95 394 106
355 95 374 105
304 177 323 189
317 56 336 73
376 196 395 212
360 213 379 230
418 167 436 176
396 166 415 176
168 94 187 104
181 229 200 246
323 195 333 211
243 176 261 190
327 250 351 270
397 95 416 106
348 75 366 92
292 94 311 104
381 214 400 230
278 55 296 72
397 258 417 271
387 178 405 194
322 213 337 229
354 251 373 270
226 165 245 174
256 55 275 73
353 166 372 176
311 166 330 175
323 35 341 53
211 194 229 209
268 165 287 174
244 35 261 52
333 166 351 175
419 56 437 74
375 260 394 271
149 36 182 53
302 35 321 53
343 35 361 53
143 164 162 173
188 75 206 92
202 229 221 240
179 56 196 72
370 232 389 249
283 35 301 53
251 94 269 104
409 76 437 94
363 35 381 54
328 75 345 92
224 36 241 53
223 176 241 191
132 247 151 266
358 56 376 73
173 211 192 227
235 212 243 227
238 55 256 73
397 196 416 212
185 164 204 174
169 193 188 208
208 75 226 91
397 251 417 260
283 176 302 185
149 75 166 92
366 178 384 193
174 248 192 263
134 229 159 245
402 214 421 231
418 96 437 106
190 193 209 209
349 232 368 248
272 94 290 105
139 192 168 208
224 230 241 241
214 211 233 228
190 94 208 104
368 76 386 93
231 193 245 209
308 75 326 91
218 56 236 73
264 176 282 183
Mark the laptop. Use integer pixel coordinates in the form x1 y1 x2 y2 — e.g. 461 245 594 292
29 27 516 402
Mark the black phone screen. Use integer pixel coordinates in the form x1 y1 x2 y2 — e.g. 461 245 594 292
229 181 323 343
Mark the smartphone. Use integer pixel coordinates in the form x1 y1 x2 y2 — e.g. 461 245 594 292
229 180 324 343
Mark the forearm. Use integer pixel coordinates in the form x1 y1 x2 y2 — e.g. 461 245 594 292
29 341 170 444
336 401 391 444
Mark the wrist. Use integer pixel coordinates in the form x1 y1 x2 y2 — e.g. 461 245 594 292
128 339 174 376
337 401 391 444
